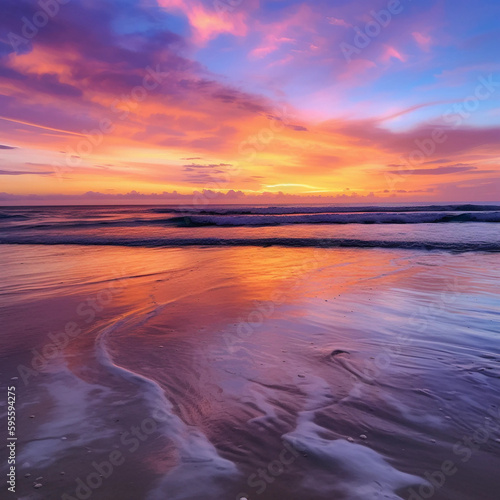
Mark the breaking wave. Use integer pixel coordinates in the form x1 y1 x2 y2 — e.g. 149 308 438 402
167 211 500 226
1 235 499 252
151 203 500 215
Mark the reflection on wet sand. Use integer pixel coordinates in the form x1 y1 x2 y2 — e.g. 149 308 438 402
1 245 499 500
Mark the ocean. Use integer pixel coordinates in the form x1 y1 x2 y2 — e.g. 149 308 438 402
1 203 500 251
0 204 499 500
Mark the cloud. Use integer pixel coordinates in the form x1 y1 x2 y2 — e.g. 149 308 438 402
265 114 308 132
0 145 16 149
182 163 233 184
412 32 432 52
287 124 308 132
249 35 296 59
183 163 232 169
330 119 500 159
0 0 498 203
327 17 351 28
423 158 453 165
0 0 280 162
157 0 249 45
380 46 406 63
388 164 478 175
31 72 83 98
438 177 500 202
0 189 401 205
0 169 53 175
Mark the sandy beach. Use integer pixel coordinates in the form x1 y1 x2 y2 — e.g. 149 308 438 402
1 239 499 500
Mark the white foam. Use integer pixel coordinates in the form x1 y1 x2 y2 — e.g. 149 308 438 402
18 371 115 468
181 211 500 226
283 375 426 499
170 203 500 216
95 312 239 500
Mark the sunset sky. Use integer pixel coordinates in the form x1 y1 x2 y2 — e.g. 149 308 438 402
1 0 499 203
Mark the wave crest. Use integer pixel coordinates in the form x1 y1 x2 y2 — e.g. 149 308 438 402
1 235 499 252
168 212 500 226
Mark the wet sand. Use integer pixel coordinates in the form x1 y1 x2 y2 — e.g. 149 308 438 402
1 244 499 500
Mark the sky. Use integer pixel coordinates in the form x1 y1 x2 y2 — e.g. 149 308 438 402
0 0 499 204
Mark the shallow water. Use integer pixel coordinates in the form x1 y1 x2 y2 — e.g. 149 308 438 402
0 239 499 500
1 204 500 252
1 205 500 499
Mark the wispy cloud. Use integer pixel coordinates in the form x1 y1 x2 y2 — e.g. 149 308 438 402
388 164 479 175
0 169 53 176
327 17 352 28
0 0 498 202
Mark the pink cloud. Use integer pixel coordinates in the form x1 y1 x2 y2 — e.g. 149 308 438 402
158 0 248 45
267 54 295 68
327 17 352 28
380 46 406 63
412 32 432 52
250 3 318 59
249 36 296 59
338 59 377 82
